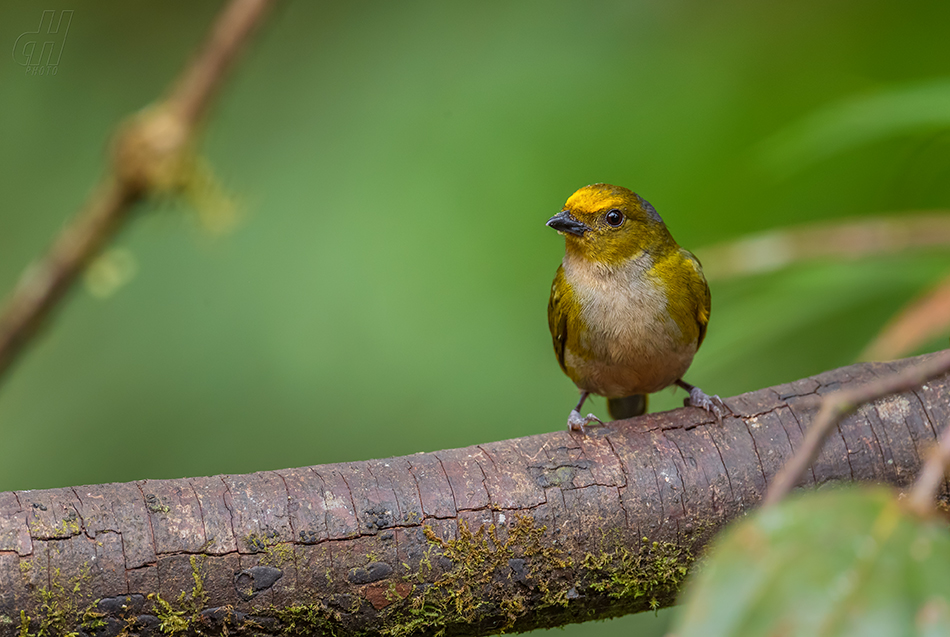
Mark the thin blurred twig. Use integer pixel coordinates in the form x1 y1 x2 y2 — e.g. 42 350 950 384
697 213 950 281
0 0 274 384
907 420 950 516
860 272 950 361
763 349 950 508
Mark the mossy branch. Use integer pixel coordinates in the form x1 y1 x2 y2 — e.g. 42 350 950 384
1 352 948 637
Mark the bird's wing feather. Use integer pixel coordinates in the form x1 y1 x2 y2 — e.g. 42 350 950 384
686 250 712 349
547 266 569 374
697 276 711 348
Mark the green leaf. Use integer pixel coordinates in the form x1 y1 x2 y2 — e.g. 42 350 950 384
673 486 950 637
758 78 950 176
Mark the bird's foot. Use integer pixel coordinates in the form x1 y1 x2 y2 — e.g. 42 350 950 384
684 387 727 423
567 409 603 434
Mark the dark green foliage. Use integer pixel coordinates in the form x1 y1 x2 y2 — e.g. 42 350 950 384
674 487 950 636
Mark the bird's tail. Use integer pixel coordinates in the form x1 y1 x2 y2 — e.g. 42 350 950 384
607 394 648 420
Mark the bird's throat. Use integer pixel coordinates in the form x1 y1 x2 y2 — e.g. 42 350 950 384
562 247 651 285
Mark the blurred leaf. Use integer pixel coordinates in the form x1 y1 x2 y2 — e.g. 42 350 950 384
83 247 138 299
673 487 950 637
181 154 240 235
759 78 950 176
861 272 950 361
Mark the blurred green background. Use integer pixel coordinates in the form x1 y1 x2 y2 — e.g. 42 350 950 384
2 1 949 634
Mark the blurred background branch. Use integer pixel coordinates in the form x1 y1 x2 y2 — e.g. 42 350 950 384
697 214 950 362
698 214 950 281
0 0 273 384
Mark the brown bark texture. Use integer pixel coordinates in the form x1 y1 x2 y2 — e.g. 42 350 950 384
1 353 947 637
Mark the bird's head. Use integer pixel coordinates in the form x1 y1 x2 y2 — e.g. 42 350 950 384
546 183 673 266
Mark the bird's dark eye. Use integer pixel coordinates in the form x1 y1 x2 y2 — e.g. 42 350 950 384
605 209 624 227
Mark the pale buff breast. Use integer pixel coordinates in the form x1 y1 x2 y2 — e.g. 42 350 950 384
561 252 698 398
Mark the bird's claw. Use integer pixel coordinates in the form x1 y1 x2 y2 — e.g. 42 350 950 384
685 387 727 423
567 409 603 434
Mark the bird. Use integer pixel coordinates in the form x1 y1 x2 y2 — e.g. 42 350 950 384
546 183 724 432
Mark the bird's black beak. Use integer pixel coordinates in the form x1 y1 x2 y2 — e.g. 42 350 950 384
546 210 590 237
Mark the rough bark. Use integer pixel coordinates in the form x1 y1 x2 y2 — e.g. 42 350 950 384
1 354 947 637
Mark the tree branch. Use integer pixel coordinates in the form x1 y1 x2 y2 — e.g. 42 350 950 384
0 0 274 384
763 348 950 507
1 352 947 637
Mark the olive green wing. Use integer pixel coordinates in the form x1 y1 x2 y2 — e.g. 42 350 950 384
684 250 712 350
696 276 711 349
547 266 569 374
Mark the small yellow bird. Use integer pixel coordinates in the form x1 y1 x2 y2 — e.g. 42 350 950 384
547 183 724 431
